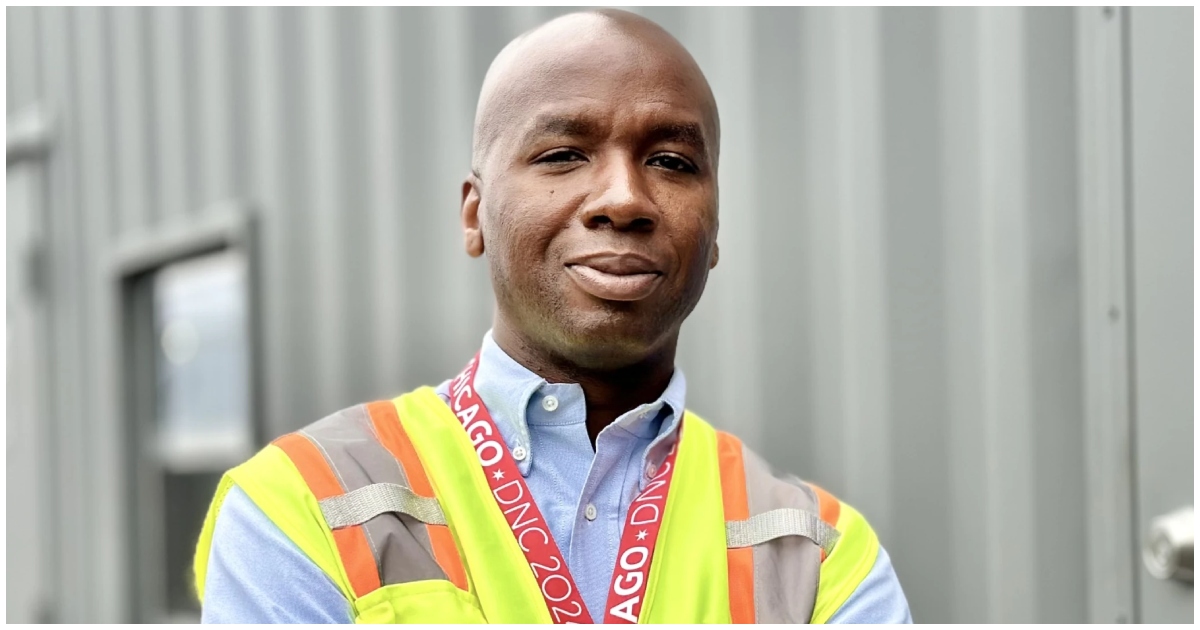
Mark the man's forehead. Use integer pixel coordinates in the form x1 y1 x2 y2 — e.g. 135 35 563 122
472 10 720 169
487 26 707 111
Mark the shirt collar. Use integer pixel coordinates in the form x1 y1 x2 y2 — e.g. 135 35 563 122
471 329 687 460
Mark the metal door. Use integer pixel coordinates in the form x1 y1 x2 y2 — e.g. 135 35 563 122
1128 6 1194 624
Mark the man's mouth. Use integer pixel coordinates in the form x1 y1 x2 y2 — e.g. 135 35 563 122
565 253 664 302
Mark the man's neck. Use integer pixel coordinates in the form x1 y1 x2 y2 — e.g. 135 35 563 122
491 324 677 445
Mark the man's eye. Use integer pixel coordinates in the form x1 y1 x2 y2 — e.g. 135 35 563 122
648 154 697 173
536 150 585 163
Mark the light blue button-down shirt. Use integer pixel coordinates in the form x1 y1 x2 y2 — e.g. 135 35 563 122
202 330 912 623
445 331 687 622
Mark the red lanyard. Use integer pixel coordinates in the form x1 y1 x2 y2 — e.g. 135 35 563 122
446 353 680 624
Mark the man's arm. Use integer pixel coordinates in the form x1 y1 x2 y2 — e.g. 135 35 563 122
200 485 353 624
825 545 912 624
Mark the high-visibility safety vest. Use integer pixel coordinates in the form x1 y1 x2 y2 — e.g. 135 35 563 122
193 387 882 623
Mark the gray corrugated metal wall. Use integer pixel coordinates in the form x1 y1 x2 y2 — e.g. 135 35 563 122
7 6 1111 623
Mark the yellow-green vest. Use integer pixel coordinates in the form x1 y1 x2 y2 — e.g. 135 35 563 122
194 387 881 623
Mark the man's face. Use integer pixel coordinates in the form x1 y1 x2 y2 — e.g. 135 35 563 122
464 25 719 368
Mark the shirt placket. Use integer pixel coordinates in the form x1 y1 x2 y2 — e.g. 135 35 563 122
569 426 641 621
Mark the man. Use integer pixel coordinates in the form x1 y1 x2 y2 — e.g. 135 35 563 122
195 9 911 624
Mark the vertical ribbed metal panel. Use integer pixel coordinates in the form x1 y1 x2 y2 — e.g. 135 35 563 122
243 7 288 441
73 7 128 622
361 7 407 399
1077 8 1137 624
7 10 51 623
6 7 1101 622
148 7 192 223
35 7 90 623
110 8 153 233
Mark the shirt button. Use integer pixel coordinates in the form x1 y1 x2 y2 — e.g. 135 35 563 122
584 503 598 521
645 463 657 478
512 445 528 461
542 395 559 412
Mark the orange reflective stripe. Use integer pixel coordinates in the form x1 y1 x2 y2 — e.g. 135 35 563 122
274 433 343 499
273 432 382 597
717 431 755 624
366 400 469 591
808 483 841 562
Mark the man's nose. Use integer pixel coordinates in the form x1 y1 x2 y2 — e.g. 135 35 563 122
580 158 659 232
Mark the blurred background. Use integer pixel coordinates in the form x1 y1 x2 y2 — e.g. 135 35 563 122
5 6 1193 624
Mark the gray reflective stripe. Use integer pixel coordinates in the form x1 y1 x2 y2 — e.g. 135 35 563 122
724 436 823 623
726 508 841 556
302 405 446 587
302 406 410 491
320 482 447 528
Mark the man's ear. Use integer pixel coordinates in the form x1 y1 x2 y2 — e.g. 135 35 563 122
709 241 720 270
461 174 484 258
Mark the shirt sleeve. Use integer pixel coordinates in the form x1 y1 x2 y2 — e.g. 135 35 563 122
201 485 354 624
825 545 913 624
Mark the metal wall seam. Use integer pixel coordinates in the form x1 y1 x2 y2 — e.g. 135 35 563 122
939 6 991 623
337 10 376 406
880 8 954 623
74 7 128 621
7 8 39 108
149 7 192 224
305 7 351 416
1076 6 1137 624
976 8 1037 622
38 7 90 622
196 7 236 206
110 8 153 232
393 8 439 387
803 6 850 493
362 8 407 399
743 8 813 478
1024 8 1087 623
245 7 289 440
279 7 318 425
6 11 51 620
832 7 892 543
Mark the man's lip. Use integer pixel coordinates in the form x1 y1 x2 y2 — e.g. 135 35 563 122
565 264 663 302
564 252 663 275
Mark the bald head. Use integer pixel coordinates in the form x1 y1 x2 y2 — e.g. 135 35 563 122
471 10 720 177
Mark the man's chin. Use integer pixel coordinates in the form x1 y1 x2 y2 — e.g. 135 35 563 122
550 314 670 369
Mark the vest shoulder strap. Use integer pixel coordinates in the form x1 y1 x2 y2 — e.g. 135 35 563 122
193 437 357 604
194 400 470 612
719 432 881 624
721 431 825 623
809 491 880 624
392 387 552 623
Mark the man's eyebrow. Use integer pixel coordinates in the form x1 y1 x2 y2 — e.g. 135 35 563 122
646 122 708 156
523 114 602 140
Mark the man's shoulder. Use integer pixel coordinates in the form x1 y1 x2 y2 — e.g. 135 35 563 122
286 386 444 438
200 484 355 622
706 427 826 510
705 426 880 543
703 427 902 622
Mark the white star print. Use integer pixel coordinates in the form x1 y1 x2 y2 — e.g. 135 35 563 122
636 530 648 541
492 470 505 481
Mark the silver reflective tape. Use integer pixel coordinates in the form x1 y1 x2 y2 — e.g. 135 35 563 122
726 508 841 556
320 482 447 528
